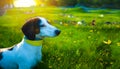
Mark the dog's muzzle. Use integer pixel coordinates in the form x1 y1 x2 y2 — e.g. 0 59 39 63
55 30 61 36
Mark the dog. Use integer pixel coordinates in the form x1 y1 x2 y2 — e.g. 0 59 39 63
0 17 61 69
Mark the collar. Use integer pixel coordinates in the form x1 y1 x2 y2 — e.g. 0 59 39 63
25 39 43 46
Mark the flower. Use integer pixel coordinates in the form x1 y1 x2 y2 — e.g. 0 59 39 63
64 23 68 26
88 36 91 39
103 40 112 45
49 66 52 68
99 14 104 17
57 58 61 61
117 42 120 46
73 41 77 43
90 30 93 33
116 25 120 28
110 62 113 65
60 22 63 24
77 21 82 25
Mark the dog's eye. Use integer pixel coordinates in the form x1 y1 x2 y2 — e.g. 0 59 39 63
40 24 46 27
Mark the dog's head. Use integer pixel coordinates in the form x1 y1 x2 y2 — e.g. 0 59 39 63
22 17 61 40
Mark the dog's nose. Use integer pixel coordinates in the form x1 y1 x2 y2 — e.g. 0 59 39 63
55 30 61 36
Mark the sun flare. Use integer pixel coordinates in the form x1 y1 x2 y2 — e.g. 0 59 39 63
14 0 36 7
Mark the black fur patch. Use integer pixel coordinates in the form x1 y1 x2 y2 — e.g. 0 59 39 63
0 52 3 60
22 17 41 40
8 47 14 51
0 66 3 69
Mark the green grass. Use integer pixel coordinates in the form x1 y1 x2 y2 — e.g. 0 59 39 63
0 7 120 69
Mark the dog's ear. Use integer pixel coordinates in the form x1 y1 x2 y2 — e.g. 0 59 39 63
22 18 41 40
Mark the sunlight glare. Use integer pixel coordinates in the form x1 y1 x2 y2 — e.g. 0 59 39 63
14 0 36 7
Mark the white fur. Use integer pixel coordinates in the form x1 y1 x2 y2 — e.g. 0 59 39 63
0 17 60 69
0 39 42 69
36 17 58 38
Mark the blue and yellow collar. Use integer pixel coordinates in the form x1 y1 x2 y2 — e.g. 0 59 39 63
25 39 43 46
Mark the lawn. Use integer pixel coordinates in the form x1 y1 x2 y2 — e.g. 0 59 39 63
0 7 120 69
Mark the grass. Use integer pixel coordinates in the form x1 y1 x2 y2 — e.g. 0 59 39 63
0 7 120 69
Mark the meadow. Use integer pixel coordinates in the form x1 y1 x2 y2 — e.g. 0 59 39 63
0 7 120 69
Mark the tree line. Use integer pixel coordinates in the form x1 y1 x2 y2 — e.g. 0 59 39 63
44 0 120 9
0 0 14 8
0 0 120 9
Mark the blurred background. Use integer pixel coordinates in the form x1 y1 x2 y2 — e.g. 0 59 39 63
0 0 120 8
0 0 120 69
0 0 120 16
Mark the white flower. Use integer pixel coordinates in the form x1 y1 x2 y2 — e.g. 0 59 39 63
99 14 104 17
77 21 82 25
60 22 63 24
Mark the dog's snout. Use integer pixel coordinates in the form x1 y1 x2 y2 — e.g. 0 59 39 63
55 30 61 36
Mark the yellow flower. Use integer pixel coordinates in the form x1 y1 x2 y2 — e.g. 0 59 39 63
64 23 68 26
110 62 113 65
105 62 108 64
49 66 52 68
75 24 79 27
90 30 93 33
57 58 61 61
103 40 112 45
73 41 77 43
88 36 91 39
116 25 120 28
117 42 120 46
